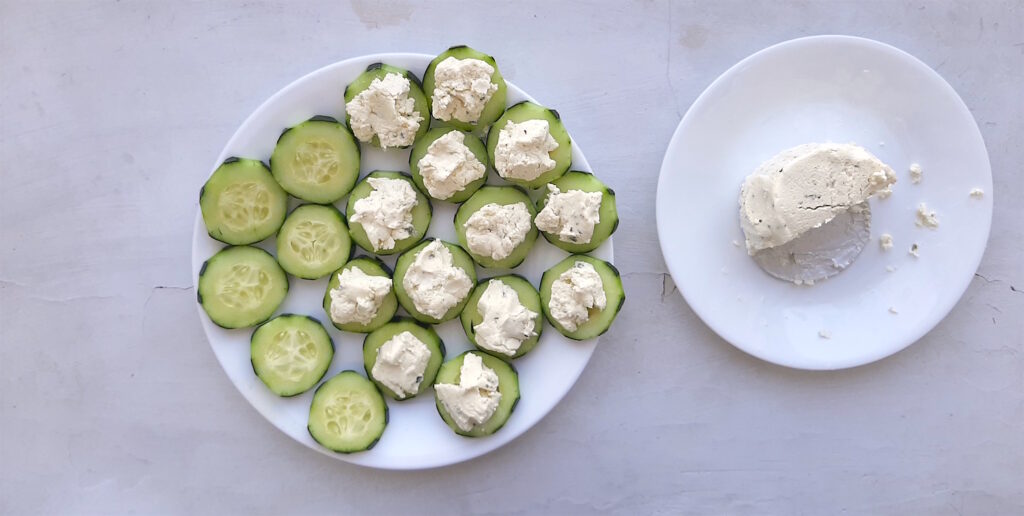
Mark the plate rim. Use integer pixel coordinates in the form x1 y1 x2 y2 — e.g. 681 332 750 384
191 52 612 469
655 35 993 370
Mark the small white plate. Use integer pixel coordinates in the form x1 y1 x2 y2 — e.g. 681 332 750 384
191 53 612 469
656 36 992 370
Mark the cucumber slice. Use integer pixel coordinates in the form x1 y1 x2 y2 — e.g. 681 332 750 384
422 45 508 132
539 254 624 340
454 185 538 269
460 275 543 359
200 158 288 245
536 170 619 253
433 351 520 437
408 127 489 203
198 246 289 329
322 257 398 333
270 116 360 204
308 371 388 454
343 63 430 149
345 171 432 255
393 239 478 324
250 314 334 396
486 102 572 189
276 204 352 280
361 318 446 401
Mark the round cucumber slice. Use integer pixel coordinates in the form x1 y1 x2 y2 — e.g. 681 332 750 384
535 170 619 253
270 116 360 204
393 239 477 324
454 185 538 269
539 254 625 341
250 314 334 397
198 246 289 329
276 204 352 280
486 102 572 189
422 45 508 132
433 351 520 438
343 63 430 149
308 371 388 454
460 275 543 359
345 171 431 255
322 257 398 333
200 158 288 245
408 127 489 203
361 318 445 401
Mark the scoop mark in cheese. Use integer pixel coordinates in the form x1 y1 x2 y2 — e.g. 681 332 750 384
494 119 559 181
463 202 532 261
434 353 502 432
417 131 486 200
371 331 431 397
346 72 423 149
548 261 606 332
402 240 473 320
535 184 603 244
329 267 393 325
473 280 538 356
431 57 498 124
351 177 419 252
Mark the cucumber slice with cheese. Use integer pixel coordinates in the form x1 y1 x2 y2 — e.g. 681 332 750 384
308 371 388 454
270 116 360 204
539 254 624 340
345 171 432 256
361 318 445 401
393 239 478 324
433 351 520 438
460 275 543 359
322 257 398 333
422 45 508 132
453 185 538 269
276 204 352 280
343 63 430 149
200 158 288 245
250 314 334 396
536 170 619 253
486 102 572 189
197 246 289 329
408 127 489 203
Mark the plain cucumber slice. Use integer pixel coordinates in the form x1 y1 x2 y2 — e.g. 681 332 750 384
486 102 572 189
200 158 288 245
308 371 388 454
276 204 352 280
321 257 398 333
250 314 334 396
433 351 520 438
422 45 508 132
460 275 543 359
198 246 289 329
343 63 430 149
536 170 619 253
270 116 360 204
393 239 478 324
408 127 489 203
454 185 538 269
345 171 432 255
539 254 624 340
361 318 445 401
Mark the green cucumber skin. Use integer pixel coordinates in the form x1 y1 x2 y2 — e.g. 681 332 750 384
343 64 430 149
250 314 334 397
307 371 389 454
408 127 490 203
422 46 508 132
321 256 398 333
275 204 353 280
539 254 625 341
535 170 619 254
485 101 572 189
392 238 478 324
345 171 432 256
361 317 446 401
459 275 544 360
270 116 361 204
432 351 520 438
198 246 289 330
453 185 538 269
200 158 288 245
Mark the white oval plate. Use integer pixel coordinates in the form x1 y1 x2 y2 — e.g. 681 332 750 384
191 53 612 469
656 36 992 370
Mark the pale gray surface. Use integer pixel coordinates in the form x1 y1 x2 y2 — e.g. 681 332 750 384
1 0 1022 514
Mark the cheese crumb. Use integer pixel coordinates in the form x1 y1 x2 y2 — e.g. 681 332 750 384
346 72 423 149
416 131 486 200
880 233 894 251
909 243 920 258
818 330 832 339
909 163 923 184
493 119 559 181
886 265 898 272
969 188 984 199
431 57 498 124
915 202 940 229
888 307 899 314
877 186 893 199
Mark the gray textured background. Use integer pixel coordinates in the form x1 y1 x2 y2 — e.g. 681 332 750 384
2 1 1022 514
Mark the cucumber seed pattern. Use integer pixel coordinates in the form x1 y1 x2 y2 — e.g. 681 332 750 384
294 140 339 184
288 220 341 265
218 182 272 231
218 264 272 309
266 329 320 382
325 392 374 437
